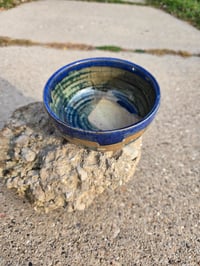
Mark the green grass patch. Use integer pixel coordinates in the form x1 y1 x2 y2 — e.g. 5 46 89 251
96 45 123 52
0 0 16 8
0 0 33 8
146 0 200 29
134 49 146 54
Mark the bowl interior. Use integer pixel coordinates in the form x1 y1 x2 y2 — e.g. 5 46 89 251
48 65 156 131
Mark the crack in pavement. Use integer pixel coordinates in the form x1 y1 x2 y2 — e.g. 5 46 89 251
0 36 199 58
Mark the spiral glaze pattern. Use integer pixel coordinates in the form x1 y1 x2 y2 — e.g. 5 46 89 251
43 58 160 150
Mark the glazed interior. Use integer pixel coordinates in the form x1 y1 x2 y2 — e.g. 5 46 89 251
50 66 156 131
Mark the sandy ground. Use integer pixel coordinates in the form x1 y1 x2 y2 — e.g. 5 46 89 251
0 1 200 265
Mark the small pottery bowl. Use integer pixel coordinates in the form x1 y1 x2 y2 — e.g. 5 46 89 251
43 57 160 151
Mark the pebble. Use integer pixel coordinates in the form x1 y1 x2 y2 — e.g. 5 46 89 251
22 148 36 162
77 166 88 181
15 134 29 146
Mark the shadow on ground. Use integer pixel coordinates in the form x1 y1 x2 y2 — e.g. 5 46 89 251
0 77 35 129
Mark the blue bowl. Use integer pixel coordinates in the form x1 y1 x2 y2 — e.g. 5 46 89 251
43 57 160 151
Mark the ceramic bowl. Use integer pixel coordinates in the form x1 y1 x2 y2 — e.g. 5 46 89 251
43 57 160 151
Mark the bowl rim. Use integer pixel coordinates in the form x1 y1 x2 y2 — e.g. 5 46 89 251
43 57 160 134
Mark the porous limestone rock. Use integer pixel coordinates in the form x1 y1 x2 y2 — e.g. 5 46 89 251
0 102 142 212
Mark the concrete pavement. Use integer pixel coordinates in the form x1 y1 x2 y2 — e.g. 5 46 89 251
0 1 200 265
0 0 200 53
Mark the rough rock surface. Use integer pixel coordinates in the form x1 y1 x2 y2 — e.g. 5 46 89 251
0 102 142 212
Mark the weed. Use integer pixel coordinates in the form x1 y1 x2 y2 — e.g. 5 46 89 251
147 0 200 29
